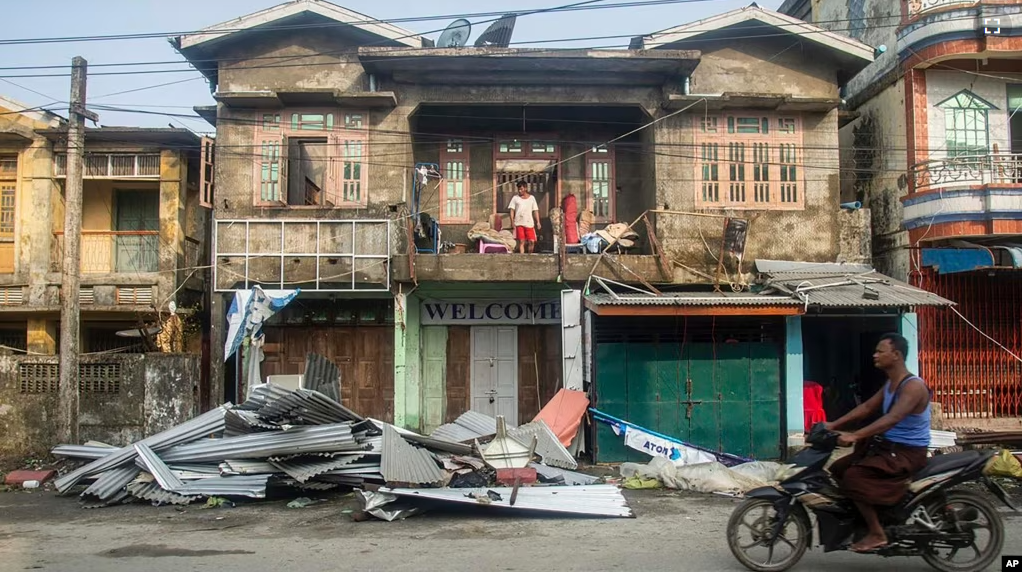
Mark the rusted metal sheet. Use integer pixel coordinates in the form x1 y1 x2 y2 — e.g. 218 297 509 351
915 268 1021 420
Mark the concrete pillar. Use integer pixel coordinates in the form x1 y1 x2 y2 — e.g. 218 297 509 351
158 150 184 309
900 312 920 374
785 316 805 449
393 291 422 431
26 319 57 354
208 292 227 408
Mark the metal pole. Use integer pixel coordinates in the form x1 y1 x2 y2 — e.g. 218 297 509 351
58 57 97 445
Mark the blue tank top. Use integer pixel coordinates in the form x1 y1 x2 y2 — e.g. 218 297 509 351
883 375 931 447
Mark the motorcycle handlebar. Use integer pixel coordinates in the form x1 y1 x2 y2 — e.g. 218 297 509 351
806 422 840 449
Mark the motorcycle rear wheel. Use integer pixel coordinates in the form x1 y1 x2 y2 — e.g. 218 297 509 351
727 498 810 572
920 490 1004 572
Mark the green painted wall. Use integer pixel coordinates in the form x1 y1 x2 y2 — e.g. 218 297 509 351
393 292 422 431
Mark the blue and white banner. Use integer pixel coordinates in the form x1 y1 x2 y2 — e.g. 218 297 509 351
224 286 300 361
622 426 717 466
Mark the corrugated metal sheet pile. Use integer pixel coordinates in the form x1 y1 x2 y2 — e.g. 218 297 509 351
51 383 631 518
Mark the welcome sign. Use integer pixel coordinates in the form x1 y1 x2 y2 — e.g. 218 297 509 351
420 300 561 325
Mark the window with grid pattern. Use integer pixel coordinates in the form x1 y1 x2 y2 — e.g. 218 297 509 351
586 145 614 222
694 112 804 210
939 90 993 158
253 108 367 207
439 139 470 223
0 155 16 244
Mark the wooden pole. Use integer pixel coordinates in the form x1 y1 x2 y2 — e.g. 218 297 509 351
58 57 97 445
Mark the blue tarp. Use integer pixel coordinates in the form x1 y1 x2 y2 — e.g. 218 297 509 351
922 246 1022 275
224 286 300 361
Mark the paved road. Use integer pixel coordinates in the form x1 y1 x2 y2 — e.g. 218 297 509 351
1 488 1019 571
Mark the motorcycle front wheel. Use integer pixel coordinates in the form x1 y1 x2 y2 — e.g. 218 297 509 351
727 498 810 572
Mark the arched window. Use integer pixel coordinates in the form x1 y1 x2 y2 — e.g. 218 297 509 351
938 90 996 158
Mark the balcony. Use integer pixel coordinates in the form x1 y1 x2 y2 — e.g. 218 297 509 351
52 231 160 274
903 153 1022 238
54 153 161 178
899 0 1021 59
913 152 1022 192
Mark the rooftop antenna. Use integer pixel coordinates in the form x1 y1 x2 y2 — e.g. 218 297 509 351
437 19 471 48
474 14 517 48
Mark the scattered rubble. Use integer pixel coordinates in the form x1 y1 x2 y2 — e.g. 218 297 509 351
51 375 632 519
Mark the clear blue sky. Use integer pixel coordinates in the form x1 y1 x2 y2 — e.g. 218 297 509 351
0 0 781 131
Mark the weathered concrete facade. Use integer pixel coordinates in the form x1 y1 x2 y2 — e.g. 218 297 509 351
0 353 199 461
784 0 1022 425
176 1 878 438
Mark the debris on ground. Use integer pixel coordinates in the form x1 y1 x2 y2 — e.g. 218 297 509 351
619 457 790 496
985 449 1023 479
50 363 630 519
4 469 56 488
590 408 750 467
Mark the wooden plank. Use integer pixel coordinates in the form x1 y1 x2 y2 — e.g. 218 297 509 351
643 214 672 282
445 326 471 422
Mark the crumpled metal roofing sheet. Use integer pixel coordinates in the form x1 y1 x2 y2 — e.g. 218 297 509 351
380 484 633 518
237 384 292 411
270 454 367 483
219 460 279 475
81 464 141 501
158 423 359 463
380 424 446 486
303 353 341 403
761 270 954 308
508 420 577 470
52 444 118 460
54 405 229 493
172 475 272 498
257 388 362 424
530 462 600 486
429 410 512 443
127 480 201 506
135 443 185 491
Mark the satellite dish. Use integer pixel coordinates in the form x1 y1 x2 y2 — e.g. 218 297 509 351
474 14 517 48
438 19 471 48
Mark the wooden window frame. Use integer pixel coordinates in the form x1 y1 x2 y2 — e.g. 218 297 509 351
492 134 561 214
0 154 17 243
694 112 804 210
252 108 368 208
585 145 615 222
439 139 471 224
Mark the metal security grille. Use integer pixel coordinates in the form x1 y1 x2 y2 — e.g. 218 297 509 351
19 363 58 393
594 315 784 344
79 363 121 394
916 268 1021 419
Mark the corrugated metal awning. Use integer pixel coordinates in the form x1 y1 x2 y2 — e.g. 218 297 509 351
584 292 804 316
757 267 954 308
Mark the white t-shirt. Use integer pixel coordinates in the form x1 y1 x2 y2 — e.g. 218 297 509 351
508 194 539 228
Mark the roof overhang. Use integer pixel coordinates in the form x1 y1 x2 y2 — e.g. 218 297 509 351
212 89 397 109
584 292 804 316
637 6 874 77
37 127 201 148
665 93 843 112
754 260 955 308
358 47 701 86
175 0 426 51
194 105 218 127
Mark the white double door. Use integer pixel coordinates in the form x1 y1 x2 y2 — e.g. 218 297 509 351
470 325 518 423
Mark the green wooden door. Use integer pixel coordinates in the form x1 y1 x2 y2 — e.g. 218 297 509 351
594 341 782 462
115 191 159 272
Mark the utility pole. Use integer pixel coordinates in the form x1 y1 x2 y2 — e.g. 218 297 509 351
58 57 97 445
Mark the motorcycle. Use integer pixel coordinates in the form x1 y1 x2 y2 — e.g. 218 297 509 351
726 423 1017 572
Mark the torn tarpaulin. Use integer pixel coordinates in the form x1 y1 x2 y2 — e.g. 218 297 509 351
589 408 750 467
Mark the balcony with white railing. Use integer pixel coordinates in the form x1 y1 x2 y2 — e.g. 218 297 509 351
912 152 1022 192
907 0 982 18
903 152 1023 235
51 231 160 274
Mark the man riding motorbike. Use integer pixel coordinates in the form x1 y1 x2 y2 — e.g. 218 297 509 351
824 332 931 553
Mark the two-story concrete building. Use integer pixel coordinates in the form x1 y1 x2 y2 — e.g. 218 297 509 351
0 96 212 459
781 0 1021 429
179 0 951 461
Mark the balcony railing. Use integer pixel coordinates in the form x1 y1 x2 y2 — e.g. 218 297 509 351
908 0 980 18
52 231 160 274
912 152 1022 193
54 153 161 178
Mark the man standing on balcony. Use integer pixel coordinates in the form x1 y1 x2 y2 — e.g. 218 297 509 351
508 180 541 254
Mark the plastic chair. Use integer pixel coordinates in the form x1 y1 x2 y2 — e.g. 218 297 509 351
479 241 509 254
802 380 827 432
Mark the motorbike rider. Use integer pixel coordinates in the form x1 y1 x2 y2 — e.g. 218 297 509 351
824 332 931 553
